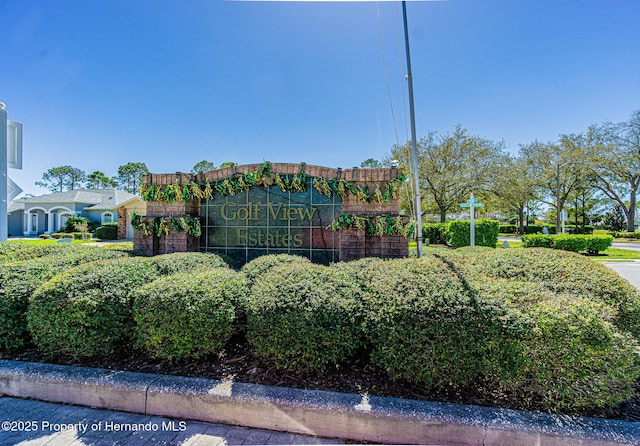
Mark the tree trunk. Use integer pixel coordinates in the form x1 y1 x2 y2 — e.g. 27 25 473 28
440 210 447 223
518 207 525 235
627 190 637 233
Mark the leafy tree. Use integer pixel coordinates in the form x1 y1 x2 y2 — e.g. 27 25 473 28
116 162 149 194
36 166 86 193
604 203 627 232
390 125 504 222
583 110 640 232
360 158 383 168
494 154 537 234
219 161 237 169
191 160 216 174
520 139 585 234
86 171 117 189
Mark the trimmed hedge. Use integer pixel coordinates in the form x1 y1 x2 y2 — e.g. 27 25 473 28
150 252 230 275
444 219 499 248
0 249 131 350
442 248 640 339
522 234 613 254
338 257 530 389
27 257 160 359
134 269 248 360
244 262 364 372
0 244 93 264
95 223 118 240
241 254 311 282
422 223 447 244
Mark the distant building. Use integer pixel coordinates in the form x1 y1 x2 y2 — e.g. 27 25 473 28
12 189 146 239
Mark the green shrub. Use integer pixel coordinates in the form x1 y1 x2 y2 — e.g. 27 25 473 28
150 252 230 275
38 234 51 239
0 249 131 350
521 233 554 248
241 254 311 282
445 248 640 338
101 242 134 252
335 256 523 388
63 217 98 233
436 252 640 410
584 235 613 254
444 219 499 248
244 262 364 372
0 244 93 264
134 269 248 360
422 223 446 244
552 234 587 252
27 257 159 359
95 223 118 240
499 224 517 234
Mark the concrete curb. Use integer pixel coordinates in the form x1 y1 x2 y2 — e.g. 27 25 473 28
0 360 638 445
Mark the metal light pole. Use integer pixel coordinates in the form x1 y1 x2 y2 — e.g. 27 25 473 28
402 1 423 257
0 103 8 242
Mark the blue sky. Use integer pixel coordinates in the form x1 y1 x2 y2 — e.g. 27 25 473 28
2 0 639 196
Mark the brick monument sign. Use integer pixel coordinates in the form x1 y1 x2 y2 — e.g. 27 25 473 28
133 162 412 265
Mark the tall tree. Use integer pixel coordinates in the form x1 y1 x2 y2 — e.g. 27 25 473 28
494 154 537 234
360 158 383 168
36 166 86 193
583 110 640 232
116 162 149 194
86 171 117 189
191 160 216 174
520 139 585 234
390 125 504 222
219 161 237 169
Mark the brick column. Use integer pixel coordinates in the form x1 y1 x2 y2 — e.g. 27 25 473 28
339 228 366 262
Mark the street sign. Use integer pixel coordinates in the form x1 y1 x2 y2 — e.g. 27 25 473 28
7 177 22 201
459 193 485 247
7 120 22 169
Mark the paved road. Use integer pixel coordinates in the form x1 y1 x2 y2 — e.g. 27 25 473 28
604 261 640 290
0 397 346 446
612 242 640 252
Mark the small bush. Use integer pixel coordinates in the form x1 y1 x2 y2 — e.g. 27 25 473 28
422 223 446 244
134 269 248 360
95 223 118 240
521 233 554 248
150 252 230 275
552 234 587 252
244 262 364 372
335 256 522 388
0 244 93 264
63 217 98 233
38 234 51 239
444 219 499 248
241 254 311 282
27 257 159 359
0 248 131 350
446 248 640 338
584 235 613 254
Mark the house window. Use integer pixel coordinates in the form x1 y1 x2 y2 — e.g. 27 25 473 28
102 212 114 225
59 213 72 231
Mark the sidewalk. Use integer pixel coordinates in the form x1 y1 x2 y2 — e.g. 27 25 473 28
0 397 346 445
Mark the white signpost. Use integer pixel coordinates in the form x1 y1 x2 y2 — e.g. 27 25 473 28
460 192 484 247
1 102 23 242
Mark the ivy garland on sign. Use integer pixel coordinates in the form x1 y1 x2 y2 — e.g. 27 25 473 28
329 213 416 239
131 212 201 237
139 162 407 204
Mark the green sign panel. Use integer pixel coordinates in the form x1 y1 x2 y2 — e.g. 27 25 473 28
200 178 342 266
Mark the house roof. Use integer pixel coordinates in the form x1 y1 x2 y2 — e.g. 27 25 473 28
7 200 25 213
17 189 139 211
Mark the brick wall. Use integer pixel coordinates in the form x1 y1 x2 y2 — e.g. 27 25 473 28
117 207 126 240
135 164 408 260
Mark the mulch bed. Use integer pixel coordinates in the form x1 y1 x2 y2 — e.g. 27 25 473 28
3 335 639 423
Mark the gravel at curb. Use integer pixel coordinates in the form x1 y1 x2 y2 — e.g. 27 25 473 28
0 360 638 445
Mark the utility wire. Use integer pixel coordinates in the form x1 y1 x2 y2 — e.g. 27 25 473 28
377 1 400 147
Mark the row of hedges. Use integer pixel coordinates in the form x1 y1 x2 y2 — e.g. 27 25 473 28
422 219 499 248
95 223 119 240
608 231 640 239
500 224 595 235
4 247 640 412
522 234 613 254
